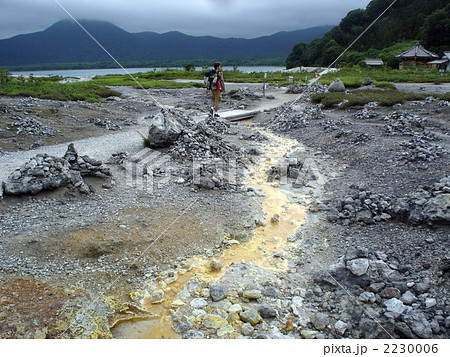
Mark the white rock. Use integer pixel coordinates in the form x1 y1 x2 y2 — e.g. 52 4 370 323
291 296 304 316
425 298 437 308
384 298 407 319
190 298 208 309
346 258 369 276
334 320 348 336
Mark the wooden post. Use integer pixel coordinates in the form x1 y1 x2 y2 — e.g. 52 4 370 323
263 72 267 97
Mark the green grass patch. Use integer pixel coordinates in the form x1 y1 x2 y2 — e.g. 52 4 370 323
320 67 450 87
311 89 431 108
91 74 203 89
90 69 315 88
0 72 120 102
438 92 450 101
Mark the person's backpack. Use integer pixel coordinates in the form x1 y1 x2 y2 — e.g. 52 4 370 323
204 70 218 90
204 69 223 91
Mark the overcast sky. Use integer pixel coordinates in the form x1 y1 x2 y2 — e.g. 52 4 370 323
0 0 373 40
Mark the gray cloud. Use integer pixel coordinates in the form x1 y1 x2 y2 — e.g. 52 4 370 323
0 0 372 39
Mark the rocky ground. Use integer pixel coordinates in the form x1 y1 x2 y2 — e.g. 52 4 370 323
0 80 449 339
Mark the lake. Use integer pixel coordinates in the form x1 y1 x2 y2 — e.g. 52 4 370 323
11 66 287 78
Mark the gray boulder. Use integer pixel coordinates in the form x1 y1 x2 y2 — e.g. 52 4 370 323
421 193 450 223
311 312 330 331
258 303 277 318
210 283 227 302
147 110 183 148
346 258 369 276
327 78 345 92
362 78 375 86
196 176 216 190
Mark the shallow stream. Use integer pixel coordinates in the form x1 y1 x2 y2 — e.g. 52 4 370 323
111 130 307 338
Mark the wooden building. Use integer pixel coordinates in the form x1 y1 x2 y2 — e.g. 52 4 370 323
395 42 439 68
427 52 450 72
364 59 384 69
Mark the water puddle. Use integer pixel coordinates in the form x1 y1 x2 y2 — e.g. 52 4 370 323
111 130 307 339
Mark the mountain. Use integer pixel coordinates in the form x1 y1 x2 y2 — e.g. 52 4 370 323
286 0 450 68
0 20 333 69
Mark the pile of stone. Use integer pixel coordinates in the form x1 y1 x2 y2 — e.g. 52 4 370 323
239 132 268 141
320 119 353 133
107 151 129 167
228 87 261 101
228 87 263 110
145 109 247 190
286 83 308 94
309 82 328 95
355 107 379 120
191 160 238 191
397 137 445 163
266 156 303 183
350 132 373 145
146 109 243 161
326 177 450 226
93 118 121 131
326 185 394 226
383 111 427 136
12 117 56 136
122 118 138 126
202 116 232 135
170 121 239 161
268 104 324 132
286 82 328 96
313 247 448 338
406 176 450 225
319 118 373 145
1 143 111 197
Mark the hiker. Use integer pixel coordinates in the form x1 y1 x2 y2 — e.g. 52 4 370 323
205 62 225 117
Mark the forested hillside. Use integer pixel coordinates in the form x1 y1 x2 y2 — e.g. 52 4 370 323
286 0 450 68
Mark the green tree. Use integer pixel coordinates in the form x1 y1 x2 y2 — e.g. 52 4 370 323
286 42 308 69
420 4 450 50
183 63 195 71
339 9 367 34
285 0 449 68
323 40 345 66
0 68 12 86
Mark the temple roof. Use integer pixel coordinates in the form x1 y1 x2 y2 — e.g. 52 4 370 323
395 42 439 59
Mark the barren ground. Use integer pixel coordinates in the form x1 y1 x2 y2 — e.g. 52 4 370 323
0 82 449 339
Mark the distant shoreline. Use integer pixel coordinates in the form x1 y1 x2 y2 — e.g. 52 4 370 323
11 66 287 78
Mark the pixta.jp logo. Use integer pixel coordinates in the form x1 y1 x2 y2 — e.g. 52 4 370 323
125 148 172 193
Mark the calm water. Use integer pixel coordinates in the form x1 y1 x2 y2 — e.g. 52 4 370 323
12 66 286 78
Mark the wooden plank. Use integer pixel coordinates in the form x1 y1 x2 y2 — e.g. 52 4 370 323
223 110 259 121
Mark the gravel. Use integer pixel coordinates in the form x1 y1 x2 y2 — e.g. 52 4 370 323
1 82 449 339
